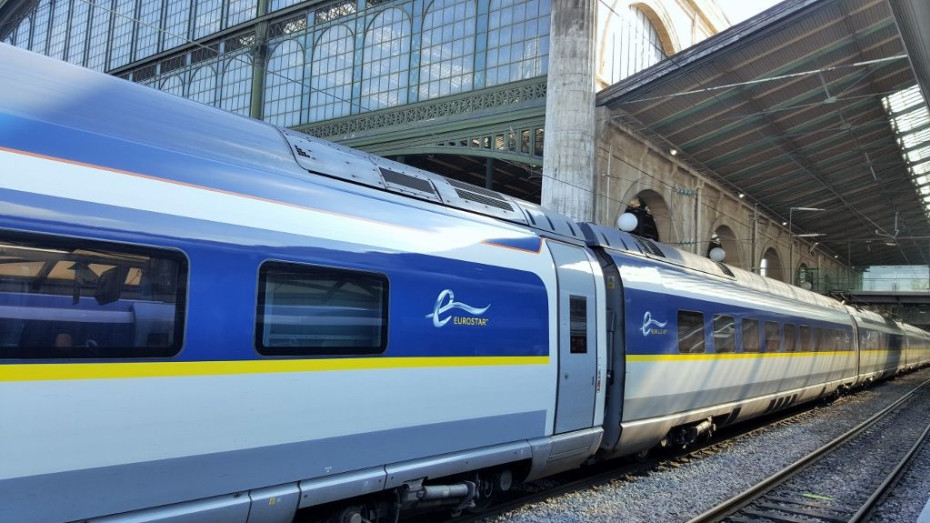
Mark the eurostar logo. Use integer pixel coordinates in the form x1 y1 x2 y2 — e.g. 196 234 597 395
641 311 668 336
425 289 490 328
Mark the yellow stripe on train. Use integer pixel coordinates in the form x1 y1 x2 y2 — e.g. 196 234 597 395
0 356 551 382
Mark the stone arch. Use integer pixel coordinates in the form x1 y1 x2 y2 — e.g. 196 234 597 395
596 0 678 85
618 188 671 243
760 246 785 283
630 1 679 55
708 223 742 268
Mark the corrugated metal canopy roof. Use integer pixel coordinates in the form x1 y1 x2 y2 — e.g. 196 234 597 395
598 0 930 267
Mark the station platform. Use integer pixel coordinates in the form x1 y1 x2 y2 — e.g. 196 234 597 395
920 498 930 523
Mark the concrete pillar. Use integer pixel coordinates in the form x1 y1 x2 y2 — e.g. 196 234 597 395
541 0 597 222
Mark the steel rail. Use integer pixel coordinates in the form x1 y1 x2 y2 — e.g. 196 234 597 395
686 377 930 523
849 417 930 522
431 393 846 523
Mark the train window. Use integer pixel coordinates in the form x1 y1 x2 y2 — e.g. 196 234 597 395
784 324 797 352
742 319 760 352
799 325 811 352
812 328 823 352
569 295 588 354
256 262 388 356
764 321 779 352
677 310 705 353
713 314 736 353
0 234 187 358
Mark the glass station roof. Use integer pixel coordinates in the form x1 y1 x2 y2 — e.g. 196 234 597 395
884 85 930 219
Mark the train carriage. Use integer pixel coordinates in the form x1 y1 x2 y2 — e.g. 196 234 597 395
580 224 858 457
847 307 906 384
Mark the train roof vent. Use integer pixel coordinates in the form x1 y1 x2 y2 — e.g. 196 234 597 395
429 177 526 223
716 262 735 278
444 178 514 211
452 188 513 211
633 236 665 257
378 167 441 202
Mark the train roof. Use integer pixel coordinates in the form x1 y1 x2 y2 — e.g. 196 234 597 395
0 44 585 243
580 222 846 313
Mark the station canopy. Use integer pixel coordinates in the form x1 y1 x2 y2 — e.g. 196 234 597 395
598 0 930 267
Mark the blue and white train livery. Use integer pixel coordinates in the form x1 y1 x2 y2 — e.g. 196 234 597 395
0 43 928 523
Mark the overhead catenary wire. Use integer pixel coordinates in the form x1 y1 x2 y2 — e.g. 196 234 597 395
0 2 804 237
0 0 902 268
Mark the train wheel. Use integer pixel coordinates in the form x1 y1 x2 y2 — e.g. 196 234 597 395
466 469 512 513
325 504 379 523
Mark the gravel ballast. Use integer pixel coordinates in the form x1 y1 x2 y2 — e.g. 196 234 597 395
485 368 930 523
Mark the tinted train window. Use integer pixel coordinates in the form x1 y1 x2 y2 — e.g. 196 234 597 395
800 325 811 352
784 324 797 352
742 319 760 352
256 262 388 356
677 310 705 353
812 328 823 352
713 314 736 353
0 235 186 358
569 295 588 354
765 321 779 352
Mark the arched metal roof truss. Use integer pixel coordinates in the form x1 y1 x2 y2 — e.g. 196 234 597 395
598 0 930 267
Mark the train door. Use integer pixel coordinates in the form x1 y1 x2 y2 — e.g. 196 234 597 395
549 241 598 434
849 315 861 380
593 250 625 452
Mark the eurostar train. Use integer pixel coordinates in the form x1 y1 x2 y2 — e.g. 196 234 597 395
1 43 928 523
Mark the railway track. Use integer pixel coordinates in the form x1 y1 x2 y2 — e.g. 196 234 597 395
688 377 930 523
424 396 843 523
